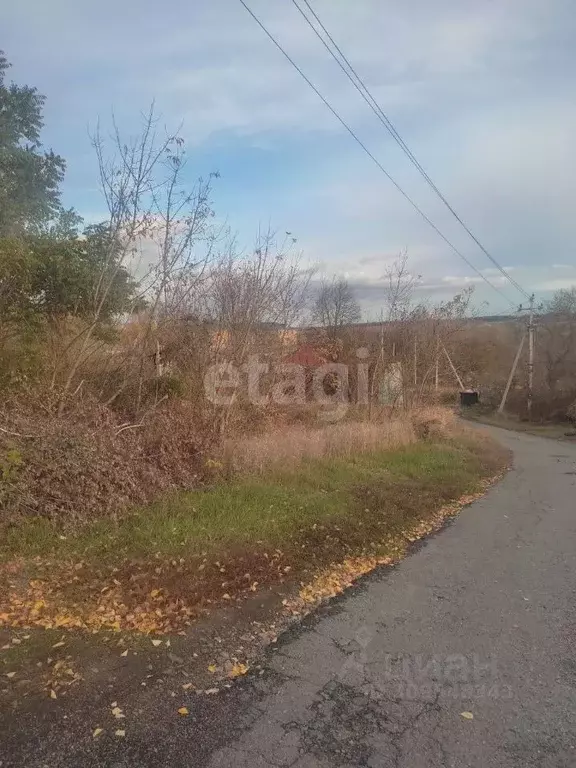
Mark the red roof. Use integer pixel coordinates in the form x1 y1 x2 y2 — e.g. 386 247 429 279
282 344 327 367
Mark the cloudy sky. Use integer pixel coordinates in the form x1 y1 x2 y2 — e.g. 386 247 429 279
3 0 575 316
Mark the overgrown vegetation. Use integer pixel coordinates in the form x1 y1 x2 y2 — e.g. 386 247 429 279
0 42 566 756
0 50 570 541
0 52 488 529
0 55 512 718
0 418 508 634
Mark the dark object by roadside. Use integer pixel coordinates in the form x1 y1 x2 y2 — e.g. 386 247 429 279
460 390 479 407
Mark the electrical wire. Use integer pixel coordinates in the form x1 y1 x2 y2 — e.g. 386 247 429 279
291 0 530 301
238 0 517 307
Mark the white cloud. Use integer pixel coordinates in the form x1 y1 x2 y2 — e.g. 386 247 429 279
539 278 576 292
141 0 559 145
2 0 573 311
3 0 562 143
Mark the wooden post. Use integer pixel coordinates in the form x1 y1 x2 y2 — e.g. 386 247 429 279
527 294 535 419
369 312 385 420
498 333 526 414
442 345 464 390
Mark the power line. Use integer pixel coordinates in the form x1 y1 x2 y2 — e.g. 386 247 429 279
238 0 517 307
295 0 529 301
291 0 530 302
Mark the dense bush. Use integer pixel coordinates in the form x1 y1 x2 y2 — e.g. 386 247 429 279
0 390 214 526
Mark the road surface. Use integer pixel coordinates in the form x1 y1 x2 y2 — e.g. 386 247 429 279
4 426 576 766
200 426 576 768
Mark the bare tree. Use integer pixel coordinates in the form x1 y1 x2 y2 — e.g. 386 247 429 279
207 231 308 333
54 105 220 417
382 250 421 322
149 142 220 319
312 276 361 337
539 287 576 395
160 227 311 435
54 106 172 410
369 253 421 413
366 251 474 411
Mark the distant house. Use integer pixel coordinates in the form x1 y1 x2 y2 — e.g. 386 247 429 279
282 344 341 398
282 344 327 368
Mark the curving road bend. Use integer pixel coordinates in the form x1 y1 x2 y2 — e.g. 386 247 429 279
203 426 576 768
4 426 576 767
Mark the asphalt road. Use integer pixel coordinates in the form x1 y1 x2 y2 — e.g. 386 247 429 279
3 426 576 767
200 426 576 768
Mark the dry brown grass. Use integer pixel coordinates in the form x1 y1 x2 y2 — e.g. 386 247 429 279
1 386 460 527
410 404 458 438
224 406 457 474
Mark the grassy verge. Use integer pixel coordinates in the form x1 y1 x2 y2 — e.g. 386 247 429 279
462 408 576 441
0 429 508 635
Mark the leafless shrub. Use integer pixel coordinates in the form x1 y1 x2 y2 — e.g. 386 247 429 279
410 404 458 439
0 389 213 525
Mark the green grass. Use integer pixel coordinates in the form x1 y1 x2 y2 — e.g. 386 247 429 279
0 434 508 640
1 439 497 566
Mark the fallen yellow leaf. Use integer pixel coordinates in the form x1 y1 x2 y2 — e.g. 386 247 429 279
93 728 104 738
120 650 128 657
6 672 16 679
178 707 189 716
50 689 57 699
207 664 217 674
228 663 248 678
460 711 474 720
151 639 162 647
115 729 126 737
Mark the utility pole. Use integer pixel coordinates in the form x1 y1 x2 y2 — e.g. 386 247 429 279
434 335 440 393
498 333 526 414
369 311 385 420
527 294 535 420
442 344 465 390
